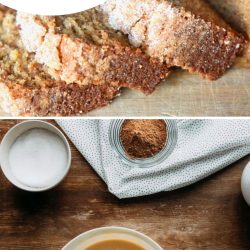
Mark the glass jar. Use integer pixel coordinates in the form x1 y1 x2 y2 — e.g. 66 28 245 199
109 119 178 168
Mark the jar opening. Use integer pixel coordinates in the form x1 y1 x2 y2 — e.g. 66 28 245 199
109 120 178 168
119 119 168 160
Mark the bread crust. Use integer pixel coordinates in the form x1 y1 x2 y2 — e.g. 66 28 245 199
0 81 119 116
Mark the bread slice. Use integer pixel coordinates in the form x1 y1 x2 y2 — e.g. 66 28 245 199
207 0 250 64
0 6 121 116
16 8 169 95
101 0 247 80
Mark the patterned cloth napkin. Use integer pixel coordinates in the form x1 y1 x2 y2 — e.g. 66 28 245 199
57 120 250 199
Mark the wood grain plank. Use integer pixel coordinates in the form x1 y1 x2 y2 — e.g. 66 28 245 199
0 120 250 250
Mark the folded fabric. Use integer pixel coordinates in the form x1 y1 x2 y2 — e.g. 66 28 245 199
57 120 250 199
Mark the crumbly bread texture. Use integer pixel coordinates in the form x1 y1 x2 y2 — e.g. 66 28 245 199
207 0 250 64
101 0 247 80
0 6 120 116
16 8 169 94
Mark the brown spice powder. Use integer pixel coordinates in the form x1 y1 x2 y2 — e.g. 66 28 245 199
120 119 168 159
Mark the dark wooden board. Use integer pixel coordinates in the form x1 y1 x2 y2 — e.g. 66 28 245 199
0 120 250 250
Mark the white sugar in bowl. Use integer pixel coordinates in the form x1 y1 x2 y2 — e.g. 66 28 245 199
0 120 71 192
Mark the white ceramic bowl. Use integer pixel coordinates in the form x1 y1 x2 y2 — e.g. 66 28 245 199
0 120 71 192
241 162 250 206
63 227 163 250
0 0 106 15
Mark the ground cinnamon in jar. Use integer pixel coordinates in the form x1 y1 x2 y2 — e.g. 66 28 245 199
120 120 168 159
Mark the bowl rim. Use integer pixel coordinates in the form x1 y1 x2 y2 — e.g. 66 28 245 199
0 0 106 16
62 226 163 250
0 120 72 192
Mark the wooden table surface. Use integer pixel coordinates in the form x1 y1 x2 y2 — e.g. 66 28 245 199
90 65 250 117
1 120 250 250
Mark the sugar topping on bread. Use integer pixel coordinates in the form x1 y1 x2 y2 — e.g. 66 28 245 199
101 0 246 79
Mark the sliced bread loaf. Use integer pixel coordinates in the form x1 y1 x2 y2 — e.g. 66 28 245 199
0 6 120 116
0 5 170 116
16 8 170 94
101 0 246 79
